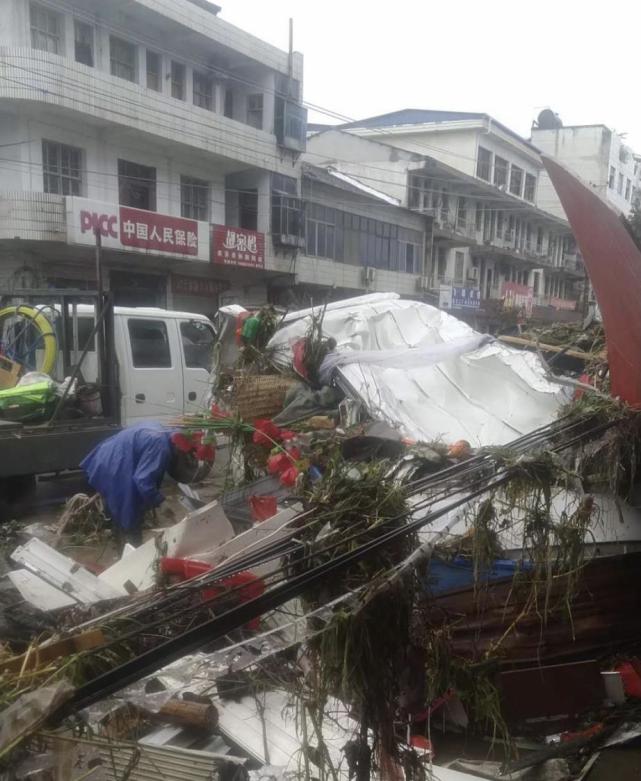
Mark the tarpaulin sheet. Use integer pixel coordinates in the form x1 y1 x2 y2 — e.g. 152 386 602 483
269 297 568 447
543 155 641 405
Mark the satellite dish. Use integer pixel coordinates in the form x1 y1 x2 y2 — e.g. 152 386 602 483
536 109 563 129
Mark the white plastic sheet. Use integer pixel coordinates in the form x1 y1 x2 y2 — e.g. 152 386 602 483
269 296 569 447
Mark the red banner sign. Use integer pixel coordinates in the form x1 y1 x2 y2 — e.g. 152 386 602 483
502 281 534 316
212 225 265 268
120 207 199 256
172 275 228 298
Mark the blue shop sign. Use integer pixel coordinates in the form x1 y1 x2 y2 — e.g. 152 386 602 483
452 287 480 309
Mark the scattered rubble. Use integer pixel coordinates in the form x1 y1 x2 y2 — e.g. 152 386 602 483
2 294 641 780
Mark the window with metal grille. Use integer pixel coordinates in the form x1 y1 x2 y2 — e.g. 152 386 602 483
42 140 82 196
74 20 93 66
247 94 264 129
476 147 492 181
171 61 186 100
118 160 156 211
193 71 214 110
146 51 161 91
110 36 137 82
180 176 209 221
30 3 62 54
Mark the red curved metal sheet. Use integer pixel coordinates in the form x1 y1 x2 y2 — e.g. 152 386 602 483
543 155 641 405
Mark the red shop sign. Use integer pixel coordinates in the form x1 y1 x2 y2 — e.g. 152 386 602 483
120 206 199 256
212 225 265 268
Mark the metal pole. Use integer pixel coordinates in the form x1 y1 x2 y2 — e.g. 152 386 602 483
94 228 105 387
288 18 293 81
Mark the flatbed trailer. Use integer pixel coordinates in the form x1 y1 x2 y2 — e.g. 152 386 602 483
0 289 121 510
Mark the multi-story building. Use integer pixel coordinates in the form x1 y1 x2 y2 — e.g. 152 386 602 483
0 1 434 315
0 0 310 313
308 110 584 322
531 111 641 220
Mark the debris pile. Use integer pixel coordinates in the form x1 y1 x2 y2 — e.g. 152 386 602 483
2 294 641 780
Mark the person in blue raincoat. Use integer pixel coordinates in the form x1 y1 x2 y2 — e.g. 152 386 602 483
81 421 184 547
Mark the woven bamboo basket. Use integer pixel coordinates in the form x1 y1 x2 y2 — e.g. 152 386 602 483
231 373 299 420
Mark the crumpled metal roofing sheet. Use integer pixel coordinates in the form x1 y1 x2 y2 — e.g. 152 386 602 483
270 297 567 447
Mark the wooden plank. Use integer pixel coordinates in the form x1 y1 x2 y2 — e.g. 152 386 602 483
498 334 604 361
1 629 105 673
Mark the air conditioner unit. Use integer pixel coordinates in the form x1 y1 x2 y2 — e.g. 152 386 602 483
362 266 376 284
467 267 479 281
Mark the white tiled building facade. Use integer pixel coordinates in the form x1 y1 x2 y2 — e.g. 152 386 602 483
0 0 431 313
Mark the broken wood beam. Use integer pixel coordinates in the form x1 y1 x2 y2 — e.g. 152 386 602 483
498 335 603 361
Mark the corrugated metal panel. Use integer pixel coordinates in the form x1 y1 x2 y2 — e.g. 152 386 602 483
42 732 244 781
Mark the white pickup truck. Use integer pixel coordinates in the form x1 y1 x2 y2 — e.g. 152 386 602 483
67 305 215 425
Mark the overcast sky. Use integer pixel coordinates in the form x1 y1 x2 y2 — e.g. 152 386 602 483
220 0 641 150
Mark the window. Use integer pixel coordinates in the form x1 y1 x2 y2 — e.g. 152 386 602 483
440 192 449 223
496 211 503 239
457 197 467 230
403 243 417 274
42 140 82 195
454 251 465 283
524 173 537 202
239 190 258 231
180 176 209 221
171 61 186 100
180 321 215 371
193 71 214 111
618 173 624 194
509 165 524 197
536 227 544 253
128 319 171 368
30 3 62 54
224 89 234 119
609 166 616 189
625 178 632 201
494 156 508 188
247 94 264 129
475 202 483 232
437 247 447 280
272 193 304 241
74 20 93 67
118 160 156 211
146 51 161 91
477 147 492 181
275 98 307 152
409 175 431 211
110 36 137 82
306 204 338 260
